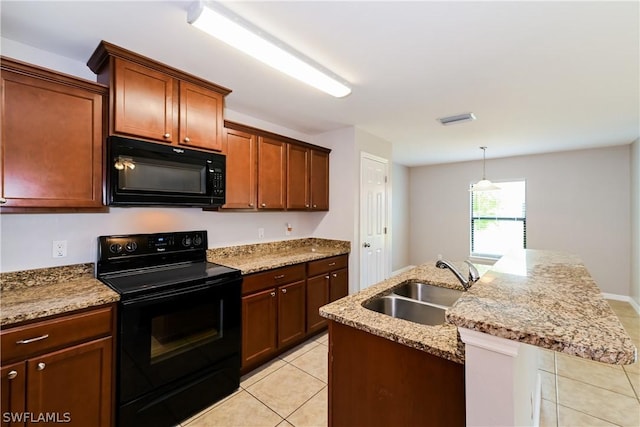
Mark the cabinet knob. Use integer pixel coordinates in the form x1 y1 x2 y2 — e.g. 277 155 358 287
184 137 190 143
163 133 171 139
325 275 330 280
282 288 287 294
313 204 317 208
37 362 46 371
305 204 310 208
270 292 276 297
261 203 266 207
249 203 254 207
0 197 6 204
333 273 338 278
7 370 18 380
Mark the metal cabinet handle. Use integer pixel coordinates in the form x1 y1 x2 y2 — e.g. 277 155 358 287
7 370 18 380
270 292 276 297
0 197 7 204
163 133 171 139
16 334 49 345
184 137 190 143
274 274 285 280
281 288 287 294
328 262 336 266
36 362 46 371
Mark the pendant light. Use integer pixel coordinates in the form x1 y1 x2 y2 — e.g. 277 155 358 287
469 146 500 191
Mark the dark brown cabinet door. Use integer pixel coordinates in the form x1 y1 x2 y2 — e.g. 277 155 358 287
306 275 329 333
1 362 25 427
179 81 223 151
277 281 306 348
310 149 329 210
1 64 104 210
286 145 310 210
257 137 287 209
329 268 349 302
113 58 175 143
26 337 112 427
223 128 257 209
242 288 277 368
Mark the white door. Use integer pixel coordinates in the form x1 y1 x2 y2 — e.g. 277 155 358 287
360 154 388 290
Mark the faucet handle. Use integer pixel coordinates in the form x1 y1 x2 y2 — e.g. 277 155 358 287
465 260 480 283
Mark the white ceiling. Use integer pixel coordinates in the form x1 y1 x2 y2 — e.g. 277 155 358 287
1 1 638 166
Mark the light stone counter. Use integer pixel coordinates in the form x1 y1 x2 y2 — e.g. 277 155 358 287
207 238 350 274
0 264 120 327
320 249 637 365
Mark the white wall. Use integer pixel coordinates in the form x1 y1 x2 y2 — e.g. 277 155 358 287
391 163 410 272
409 145 632 296
631 139 640 306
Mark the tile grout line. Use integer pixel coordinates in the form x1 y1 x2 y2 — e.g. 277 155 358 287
284 385 328 427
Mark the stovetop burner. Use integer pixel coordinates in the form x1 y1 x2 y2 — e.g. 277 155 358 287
96 230 240 298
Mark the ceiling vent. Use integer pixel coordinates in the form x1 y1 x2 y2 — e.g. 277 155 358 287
438 112 476 125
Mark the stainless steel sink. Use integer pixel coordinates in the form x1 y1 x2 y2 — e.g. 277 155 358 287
362 295 446 326
392 282 462 308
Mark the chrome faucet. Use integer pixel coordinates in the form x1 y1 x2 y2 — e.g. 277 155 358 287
435 259 480 291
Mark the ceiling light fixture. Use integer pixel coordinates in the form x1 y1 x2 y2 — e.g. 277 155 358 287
470 146 500 192
438 112 476 126
187 1 352 98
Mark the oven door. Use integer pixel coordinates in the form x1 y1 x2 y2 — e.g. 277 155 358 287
118 276 241 403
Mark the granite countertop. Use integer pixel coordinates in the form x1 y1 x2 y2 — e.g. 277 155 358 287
320 249 637 365
207 237 350 274
0 264 120 327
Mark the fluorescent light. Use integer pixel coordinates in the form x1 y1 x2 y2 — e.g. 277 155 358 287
188 1 351 98
438 113 476 125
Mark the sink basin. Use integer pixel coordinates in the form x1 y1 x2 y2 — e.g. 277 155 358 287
392 282 462 307
362 295 446 326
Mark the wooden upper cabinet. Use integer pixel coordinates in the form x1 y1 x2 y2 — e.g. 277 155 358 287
88 41 231 151
286 145 310 210
0 57 106 212
257 137 287 210
223 128 257 209
179 81 224 151
310 149 329 210
113 58 175 143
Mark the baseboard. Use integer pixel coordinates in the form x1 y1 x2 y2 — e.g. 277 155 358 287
602 293 640 315
391 265 416 277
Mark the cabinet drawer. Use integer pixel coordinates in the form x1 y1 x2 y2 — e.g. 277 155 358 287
1 305 114 363
242 264 306 295
307 255 348 277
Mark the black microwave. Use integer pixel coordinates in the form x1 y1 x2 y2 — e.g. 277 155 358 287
106 136 225 207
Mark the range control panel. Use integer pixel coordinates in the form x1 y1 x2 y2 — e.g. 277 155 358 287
98 230 207 259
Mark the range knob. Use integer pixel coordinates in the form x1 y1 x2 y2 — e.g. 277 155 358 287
109 243 123 254
182 236 192 247
124 241 138 253
193 234 203 246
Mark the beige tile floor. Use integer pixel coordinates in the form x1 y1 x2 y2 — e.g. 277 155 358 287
181 299 640 427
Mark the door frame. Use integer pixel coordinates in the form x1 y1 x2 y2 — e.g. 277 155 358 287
359 152 391 291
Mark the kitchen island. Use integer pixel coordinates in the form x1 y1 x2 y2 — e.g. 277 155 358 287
320 249 636 427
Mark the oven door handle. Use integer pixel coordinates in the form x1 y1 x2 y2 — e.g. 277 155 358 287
121 277 240 307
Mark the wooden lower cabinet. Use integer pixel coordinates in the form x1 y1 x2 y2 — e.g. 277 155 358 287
306 275 330 333
241 288 277 368
0 304 115 427
328 321 465 427
306 255 349 333
277 281 306 347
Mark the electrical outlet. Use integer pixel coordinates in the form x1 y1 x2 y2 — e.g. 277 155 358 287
285 223 292 236
52 240 67 258
258 228 265 239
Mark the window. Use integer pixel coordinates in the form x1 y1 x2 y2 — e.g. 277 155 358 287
470 180 526 258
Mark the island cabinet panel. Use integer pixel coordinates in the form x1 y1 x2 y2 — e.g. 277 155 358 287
0 304 116 427
286 144 310 210
222 128 257 209
257 137 287 210
309 149 329 211
0 58 106 212
113 58 175 143
328 321 465 427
